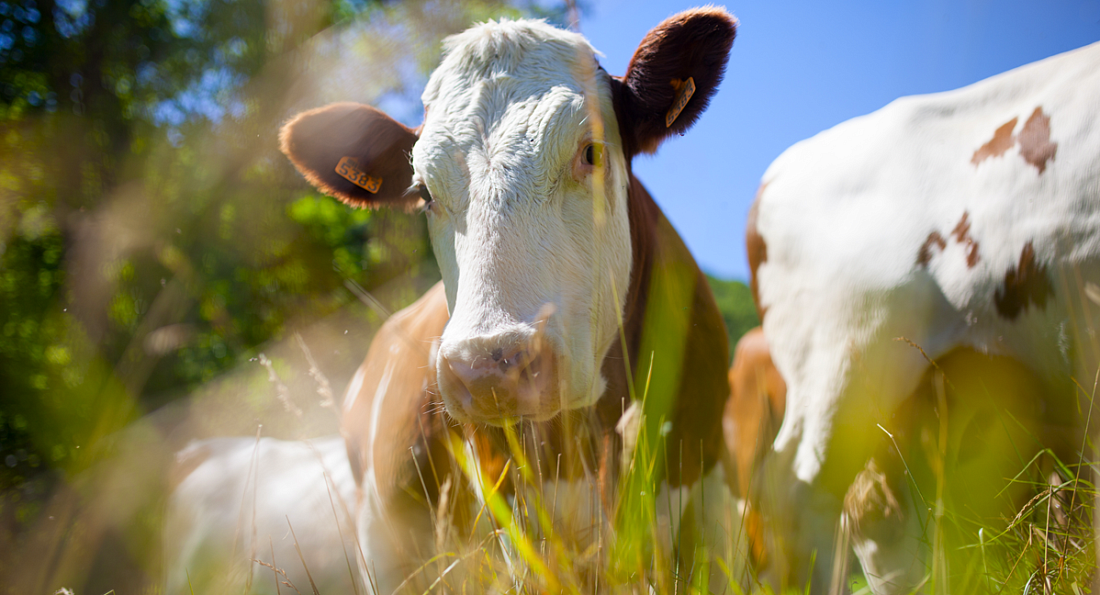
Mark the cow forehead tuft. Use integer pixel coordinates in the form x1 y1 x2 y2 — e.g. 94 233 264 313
426 20 598 107
416 21 613 191
439 19 596 69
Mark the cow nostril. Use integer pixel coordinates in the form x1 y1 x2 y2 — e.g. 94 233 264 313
498 349 527 373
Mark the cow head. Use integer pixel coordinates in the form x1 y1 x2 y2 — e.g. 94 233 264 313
281 9 735 425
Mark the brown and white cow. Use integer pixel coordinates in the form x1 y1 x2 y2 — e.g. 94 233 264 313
748 40 1100 592
281 10 737 593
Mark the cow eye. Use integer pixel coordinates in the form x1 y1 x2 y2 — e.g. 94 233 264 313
583 143 603 167
417 184 434 210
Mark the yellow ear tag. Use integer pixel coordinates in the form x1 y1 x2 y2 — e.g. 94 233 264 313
664 77 696 128
335 156 382 194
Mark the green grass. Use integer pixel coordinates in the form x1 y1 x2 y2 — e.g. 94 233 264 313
705 275 759 363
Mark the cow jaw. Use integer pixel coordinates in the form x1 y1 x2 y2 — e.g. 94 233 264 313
413 20 632 426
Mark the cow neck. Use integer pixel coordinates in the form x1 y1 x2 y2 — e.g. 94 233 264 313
608 173 731 488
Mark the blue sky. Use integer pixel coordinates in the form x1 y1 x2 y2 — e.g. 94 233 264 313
577 0 1100 279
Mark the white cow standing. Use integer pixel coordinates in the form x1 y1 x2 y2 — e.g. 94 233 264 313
749 41 1100 592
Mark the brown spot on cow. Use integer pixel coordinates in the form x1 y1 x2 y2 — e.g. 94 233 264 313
970 108 1057 174
1018 107 1057 174
994 241 1054 320
916 231 947 267
950 211 970 243
950 211 981 268
971 117 1018 167
746 183 769 321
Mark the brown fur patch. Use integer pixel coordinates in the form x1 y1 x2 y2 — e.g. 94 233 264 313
994 241 1054 320
616 7 736 156
746 184 768 320
610 176 731 487
950 211 981 268
971 117 1018 167
339 282 452 500
1018 107 1058 174
722 327 786 570
970 108 1057 174
916 231 947 267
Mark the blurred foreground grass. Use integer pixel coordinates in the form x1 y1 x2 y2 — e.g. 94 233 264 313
1 0 1093 592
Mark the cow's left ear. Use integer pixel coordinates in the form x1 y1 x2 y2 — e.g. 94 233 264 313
615 7 736 156
280 102 419 209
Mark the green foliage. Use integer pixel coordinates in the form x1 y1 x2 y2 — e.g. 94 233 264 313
706 273 760 361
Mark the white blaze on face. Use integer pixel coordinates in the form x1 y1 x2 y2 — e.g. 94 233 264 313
411 20 632 425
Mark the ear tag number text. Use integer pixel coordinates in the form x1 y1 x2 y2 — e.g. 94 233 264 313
335 157 382 193
665 77 696 128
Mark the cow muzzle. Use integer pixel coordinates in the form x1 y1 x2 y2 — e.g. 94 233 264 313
437 329 561 425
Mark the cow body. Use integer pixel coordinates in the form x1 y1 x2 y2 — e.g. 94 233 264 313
164 436 359 595
750 41 1100 591
280 10 738 593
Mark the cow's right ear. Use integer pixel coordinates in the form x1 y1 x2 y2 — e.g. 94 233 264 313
615 7 736 157
279 102 419 209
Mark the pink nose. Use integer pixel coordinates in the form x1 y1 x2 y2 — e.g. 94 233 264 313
437 339 558 423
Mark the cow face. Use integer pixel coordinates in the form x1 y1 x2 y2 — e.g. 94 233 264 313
281 10 736 425
414 22 631 424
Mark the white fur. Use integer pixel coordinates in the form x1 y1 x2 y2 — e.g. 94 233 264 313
164 436 359 595
413 19 633 423
753 41 1100 592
